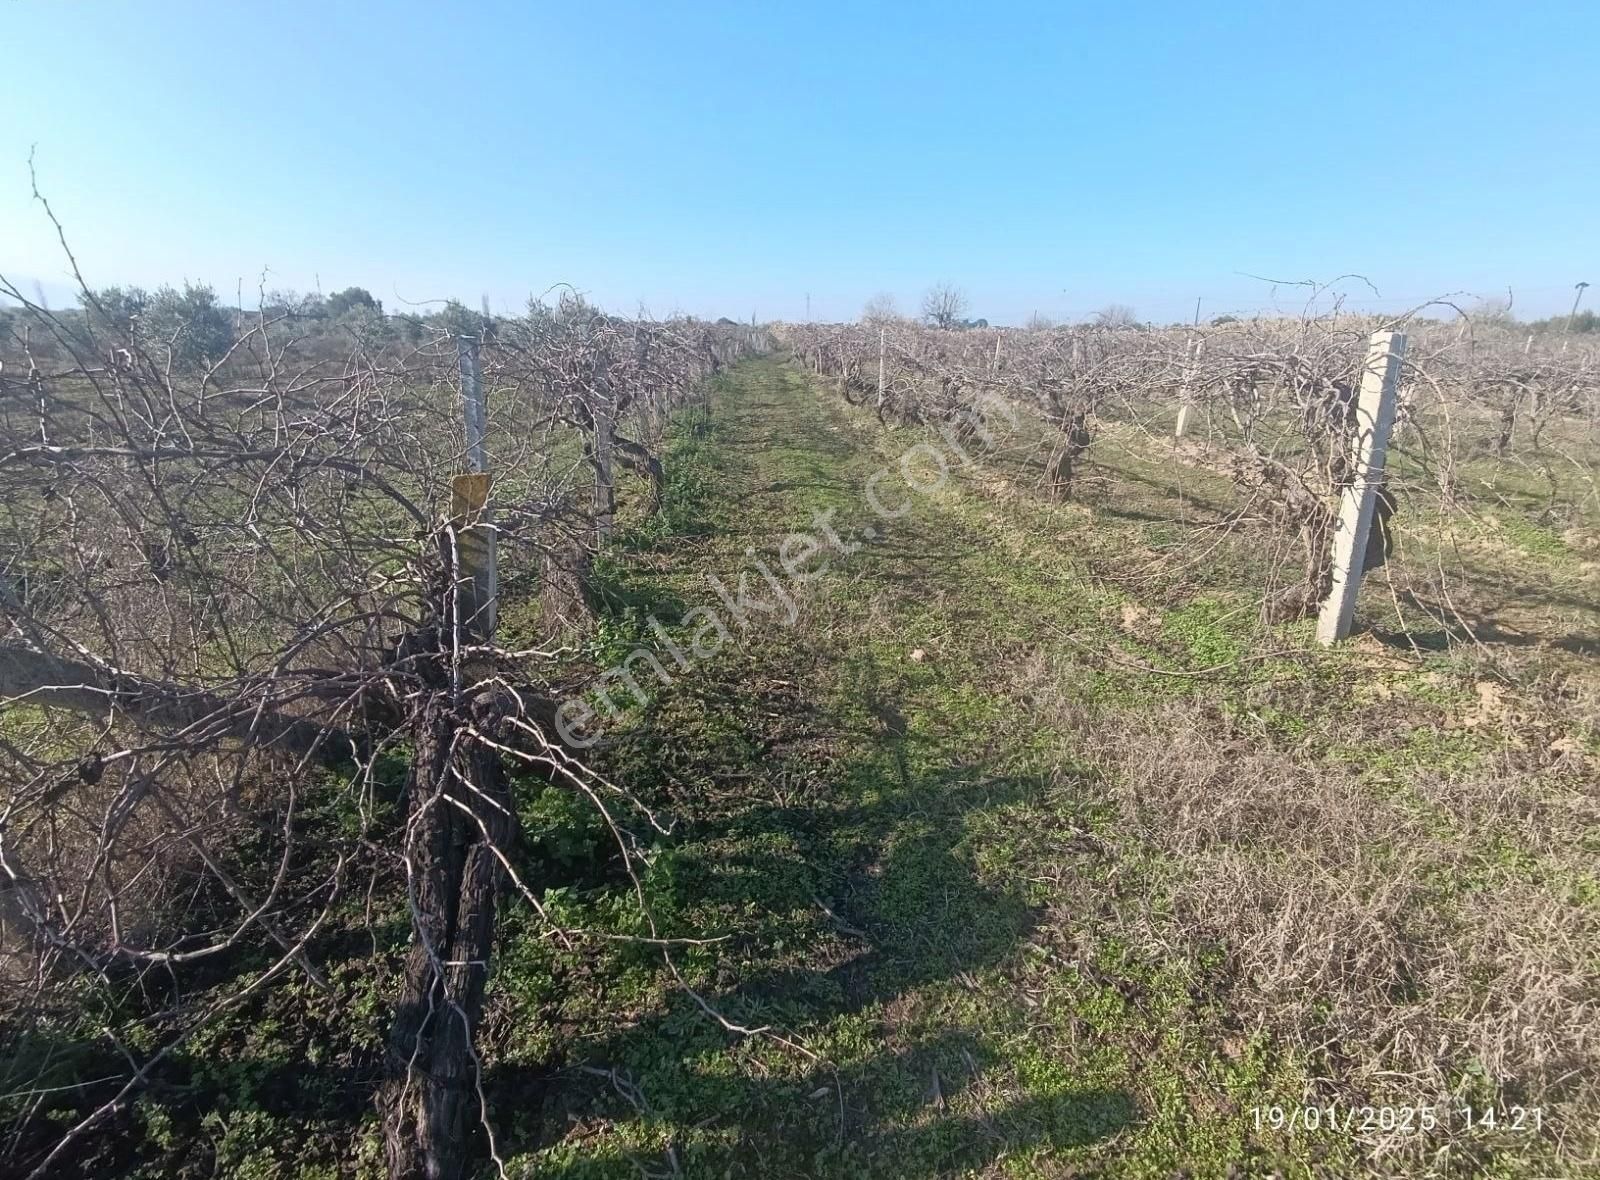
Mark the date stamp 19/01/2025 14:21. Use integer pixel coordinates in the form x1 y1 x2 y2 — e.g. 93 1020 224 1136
1250 1104 1545 1136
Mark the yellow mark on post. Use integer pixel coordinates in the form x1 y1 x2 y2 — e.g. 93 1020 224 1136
451 472 492 522
446 472 497 639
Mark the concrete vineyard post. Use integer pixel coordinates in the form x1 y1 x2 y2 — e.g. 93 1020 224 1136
449 472 495 642
1174 335 1202 438
878 328 886 398
1315 329 1407 645
452 334 496 641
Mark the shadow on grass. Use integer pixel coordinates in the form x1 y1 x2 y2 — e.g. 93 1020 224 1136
1370 585 1600 655
1 973 389 1178
586 558 691 622
1078 458 1236 523
492 656 1133 1176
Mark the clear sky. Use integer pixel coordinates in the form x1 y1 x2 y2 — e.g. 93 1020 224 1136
2 0 1595 325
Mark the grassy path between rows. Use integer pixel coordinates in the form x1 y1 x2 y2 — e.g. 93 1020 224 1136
495 357 1593 1179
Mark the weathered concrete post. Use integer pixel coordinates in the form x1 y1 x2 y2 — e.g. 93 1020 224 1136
877 328 886 398
1315 329 1407 645
1174 335 1203 439
452 334 496 641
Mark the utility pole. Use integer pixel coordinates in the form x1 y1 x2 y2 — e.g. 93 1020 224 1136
1568 281 1590 332
805 292 811 323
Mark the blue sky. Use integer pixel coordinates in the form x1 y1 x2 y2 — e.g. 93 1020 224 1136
2 0 1595 324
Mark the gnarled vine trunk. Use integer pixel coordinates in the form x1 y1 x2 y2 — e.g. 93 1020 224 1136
378 684 513 1180
1048 410 1092 500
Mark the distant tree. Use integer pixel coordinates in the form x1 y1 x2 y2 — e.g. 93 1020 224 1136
436 299 486 337
144 283 233 366
861 293 899 324
1468 296 1515 326
326 286 381 318
260 289 329 319
1210 314 1239 326
84 285 150 337
921 283 969 330
261 289 297 316
393 313 426 344
1528 309 1599 334
548 291 602 327
1092 304 1139 329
